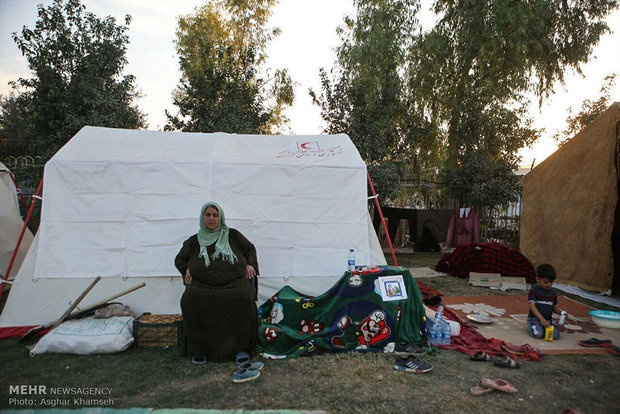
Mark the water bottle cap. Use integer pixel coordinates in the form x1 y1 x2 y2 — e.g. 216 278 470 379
349 249 354 252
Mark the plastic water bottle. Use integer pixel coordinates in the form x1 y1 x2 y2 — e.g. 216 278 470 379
428 305 445 346
347 249 355 272
441 318 451 345
559 311 567 325
435 304 444 323
431 305 451 346
428 318 441 345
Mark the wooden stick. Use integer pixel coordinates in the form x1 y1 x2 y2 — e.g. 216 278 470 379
49 276 102 331
19 280 145 342
68 282 146 317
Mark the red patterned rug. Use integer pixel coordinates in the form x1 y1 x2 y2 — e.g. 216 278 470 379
442 295 620 354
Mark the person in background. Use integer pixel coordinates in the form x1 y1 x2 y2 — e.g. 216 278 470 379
175 202 263 383
527 264 564 340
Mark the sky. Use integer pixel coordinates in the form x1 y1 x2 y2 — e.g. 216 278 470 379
0 0 618 167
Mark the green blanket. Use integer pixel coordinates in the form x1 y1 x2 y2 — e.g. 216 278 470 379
257 265 427 358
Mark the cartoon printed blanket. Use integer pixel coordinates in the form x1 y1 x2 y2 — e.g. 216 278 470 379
257 266 427 358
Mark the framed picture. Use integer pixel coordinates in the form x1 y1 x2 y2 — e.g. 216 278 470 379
378 275 408 301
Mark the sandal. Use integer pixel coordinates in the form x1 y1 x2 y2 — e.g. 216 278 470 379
480 378 518 394
236 350 264 370
578 338 612 348
239 361 264 371
469 351 493 361
191 356 207 365
233 367 260 383
470 380 493 396
236 350 251 365
493 356 521 369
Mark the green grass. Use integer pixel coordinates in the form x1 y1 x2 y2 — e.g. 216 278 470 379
1 251 619 413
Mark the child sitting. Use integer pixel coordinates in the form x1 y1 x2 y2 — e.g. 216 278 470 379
527 264 565 340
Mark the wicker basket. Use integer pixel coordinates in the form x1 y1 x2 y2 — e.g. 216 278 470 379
133 314 183 347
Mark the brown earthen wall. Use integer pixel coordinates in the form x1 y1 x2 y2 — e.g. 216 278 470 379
520 103 620 291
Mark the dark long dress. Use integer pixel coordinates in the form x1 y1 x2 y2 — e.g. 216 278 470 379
175 229 259 361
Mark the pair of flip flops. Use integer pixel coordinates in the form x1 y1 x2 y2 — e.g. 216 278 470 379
470 378 518 396
578 338 620 355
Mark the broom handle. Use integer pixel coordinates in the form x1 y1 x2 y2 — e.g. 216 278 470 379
49 276 102 330
68 282 146 317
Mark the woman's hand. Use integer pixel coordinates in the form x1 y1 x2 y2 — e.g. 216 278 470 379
184 269 192 285
246 265 256 279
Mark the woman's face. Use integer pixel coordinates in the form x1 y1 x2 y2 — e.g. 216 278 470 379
203 206 220 230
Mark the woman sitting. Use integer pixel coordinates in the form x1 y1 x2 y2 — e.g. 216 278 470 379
175 202 263 383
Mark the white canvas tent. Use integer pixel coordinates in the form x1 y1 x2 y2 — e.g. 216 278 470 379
0 126 386 329
0 162 34 281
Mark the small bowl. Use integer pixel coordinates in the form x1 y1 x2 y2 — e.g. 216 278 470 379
589 310 620 329
466 314 493 324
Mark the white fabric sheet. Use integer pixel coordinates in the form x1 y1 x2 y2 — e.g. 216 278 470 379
35 128 371 280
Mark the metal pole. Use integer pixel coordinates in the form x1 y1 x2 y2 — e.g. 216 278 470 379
0 177 43 296
8 172 38 230
367 172 398 266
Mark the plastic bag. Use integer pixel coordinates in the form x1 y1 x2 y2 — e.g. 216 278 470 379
30 316 134 356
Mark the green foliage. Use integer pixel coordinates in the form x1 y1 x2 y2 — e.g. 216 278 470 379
165 0 294 134
311 0 443 202
434 98 538 206
0 92 35 158
553 74 617 146
411 0 617 207
0 0 146 184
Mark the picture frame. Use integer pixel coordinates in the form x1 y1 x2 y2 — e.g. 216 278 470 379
377 275 408 301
